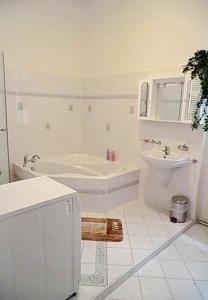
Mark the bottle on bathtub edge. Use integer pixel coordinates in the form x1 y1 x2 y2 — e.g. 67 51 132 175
106 149 110 161
110 150 116 162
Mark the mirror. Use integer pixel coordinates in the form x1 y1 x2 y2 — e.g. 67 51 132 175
139 81 149 117
155 79 184 121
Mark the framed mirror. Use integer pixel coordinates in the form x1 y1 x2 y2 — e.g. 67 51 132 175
137 75 196 123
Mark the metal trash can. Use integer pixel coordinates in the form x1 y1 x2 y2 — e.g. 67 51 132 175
170 195 189 223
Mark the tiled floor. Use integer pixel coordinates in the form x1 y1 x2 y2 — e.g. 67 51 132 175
76 200 192 300
105 223 208 300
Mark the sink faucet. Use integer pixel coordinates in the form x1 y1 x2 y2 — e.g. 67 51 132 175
162 146 170 156
23 154 40 167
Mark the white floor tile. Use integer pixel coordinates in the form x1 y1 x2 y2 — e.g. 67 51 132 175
129 234 154 249
160 259 192 279
185 261 208 280
174 233 195 246
122 223 128 234
108 248 133 265
124 206 141 215
127 223 148 235
143 215 164 225
107 234 130 249
110 277 142 300
195 280 208 300
158 245 181 260
196 241 208 260
107 206 125 217
125 214 145 224
82 246 96 264
187 224 208 236
151 235 170 248
147 224 169 236
167 278 203 300
76 286 103 300
83 240 97 247
166 224 184 235
108 265 131 282
132 249 152 264
137 258 164 278
81 263 95 275
176 245 206 261
139 277 172 300
159 212 172 223
193 233 208 245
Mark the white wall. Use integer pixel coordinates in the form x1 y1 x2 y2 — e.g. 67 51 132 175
83 0 208 77
0 0 84 78
197 134 208 222
6 70 83 163
2 0 208 78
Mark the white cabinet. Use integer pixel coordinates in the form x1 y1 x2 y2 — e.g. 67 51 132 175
0 177 81 300
137 75 201 123
44 200 74 300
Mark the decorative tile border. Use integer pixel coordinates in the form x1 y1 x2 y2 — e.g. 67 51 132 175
91 220 195 300
6 90 83 100
83 94 137 100
6 90 137 101
81 242 108 287
76 179 139 195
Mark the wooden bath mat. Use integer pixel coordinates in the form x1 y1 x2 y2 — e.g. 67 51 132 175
82 217 123 242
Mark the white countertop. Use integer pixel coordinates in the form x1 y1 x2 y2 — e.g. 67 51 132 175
0 176 76 221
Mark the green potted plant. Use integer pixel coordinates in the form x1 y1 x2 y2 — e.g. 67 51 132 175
183 50 208 131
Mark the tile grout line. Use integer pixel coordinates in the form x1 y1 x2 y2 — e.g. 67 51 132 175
158 227 207 300
136 276 144 300
146 216 175 300
123 206 137 268
157 247 178 300
90 219 195 299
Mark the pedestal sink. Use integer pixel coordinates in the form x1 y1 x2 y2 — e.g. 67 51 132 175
141 150 192 186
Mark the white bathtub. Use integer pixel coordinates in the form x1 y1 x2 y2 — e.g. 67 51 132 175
13 154 140 211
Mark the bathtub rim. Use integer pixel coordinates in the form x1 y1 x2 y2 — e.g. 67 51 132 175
13 159 139 180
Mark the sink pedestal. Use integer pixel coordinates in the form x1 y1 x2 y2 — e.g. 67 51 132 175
153 169 173 187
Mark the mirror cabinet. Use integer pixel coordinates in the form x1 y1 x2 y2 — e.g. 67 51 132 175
138 75 201 123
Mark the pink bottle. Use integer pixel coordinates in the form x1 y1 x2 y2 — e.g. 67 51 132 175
111 151 116 162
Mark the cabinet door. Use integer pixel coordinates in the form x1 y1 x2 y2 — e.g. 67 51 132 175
44 199 74 300
0 221 15 300
183 77 201 121
9 210 45 300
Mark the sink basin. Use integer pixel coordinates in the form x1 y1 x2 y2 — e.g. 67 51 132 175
142 150 191 170
141 150 192 186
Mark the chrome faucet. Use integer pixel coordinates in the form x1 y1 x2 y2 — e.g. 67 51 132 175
23 154 40 167
178 144 189 151
162 146 170 156
143 138 162 145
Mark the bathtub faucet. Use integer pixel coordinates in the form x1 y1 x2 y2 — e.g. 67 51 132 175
162 146 170 156
23 154 40 167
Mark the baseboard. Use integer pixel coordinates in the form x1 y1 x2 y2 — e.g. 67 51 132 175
197 218 208 226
